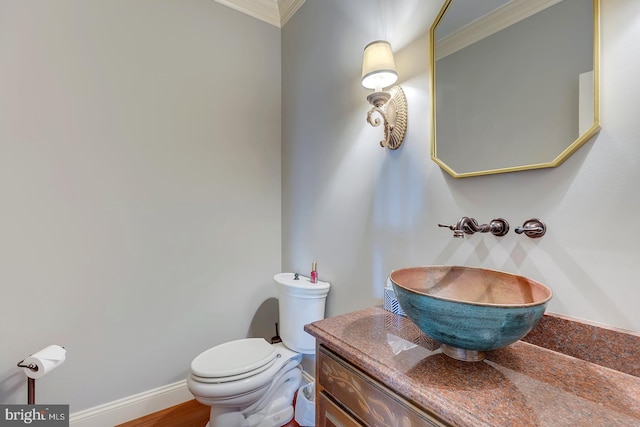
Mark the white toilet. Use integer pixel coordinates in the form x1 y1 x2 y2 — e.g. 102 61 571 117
187 273 330 427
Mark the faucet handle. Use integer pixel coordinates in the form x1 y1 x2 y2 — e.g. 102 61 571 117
515 219 546 238
438 223 455 230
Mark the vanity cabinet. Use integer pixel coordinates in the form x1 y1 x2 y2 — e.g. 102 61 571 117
306 307 640 426
317 393 360 427
316 345 448 427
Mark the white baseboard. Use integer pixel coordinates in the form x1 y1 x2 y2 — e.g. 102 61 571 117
301 370 314 385
69 380 192 427
68 370 315 427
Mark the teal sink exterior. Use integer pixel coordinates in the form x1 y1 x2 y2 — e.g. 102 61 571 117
390 266 552 361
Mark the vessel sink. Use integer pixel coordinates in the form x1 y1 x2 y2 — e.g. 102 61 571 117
389 266 552 362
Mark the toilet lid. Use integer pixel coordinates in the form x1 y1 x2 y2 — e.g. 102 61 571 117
191 338 277 379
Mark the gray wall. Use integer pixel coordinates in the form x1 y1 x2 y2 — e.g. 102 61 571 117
0 0 281 411
282 0 640 332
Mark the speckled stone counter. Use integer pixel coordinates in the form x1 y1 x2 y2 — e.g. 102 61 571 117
305 306 640 427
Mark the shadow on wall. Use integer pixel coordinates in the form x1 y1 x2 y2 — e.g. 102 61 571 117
247 298 280 342
0 371 24 405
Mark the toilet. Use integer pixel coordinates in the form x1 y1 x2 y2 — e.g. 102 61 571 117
187 273 330 427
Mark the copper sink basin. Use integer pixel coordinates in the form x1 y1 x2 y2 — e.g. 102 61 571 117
389 266 553 361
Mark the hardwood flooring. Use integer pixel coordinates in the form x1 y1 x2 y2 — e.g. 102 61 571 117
116 400 208 427
116 399 301 427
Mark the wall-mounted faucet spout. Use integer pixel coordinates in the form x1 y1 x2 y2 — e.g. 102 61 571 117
438 217 509 238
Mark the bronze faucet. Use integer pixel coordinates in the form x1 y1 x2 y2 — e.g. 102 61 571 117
438 217 509 238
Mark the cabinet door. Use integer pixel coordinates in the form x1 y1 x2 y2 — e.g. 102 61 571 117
318 346 449 427
318 392 362 427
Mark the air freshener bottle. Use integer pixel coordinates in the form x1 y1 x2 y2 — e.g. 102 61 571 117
310 261 318 284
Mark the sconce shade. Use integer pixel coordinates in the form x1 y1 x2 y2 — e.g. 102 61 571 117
361 40 398 90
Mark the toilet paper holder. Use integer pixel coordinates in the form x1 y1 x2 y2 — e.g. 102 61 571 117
17 359 39 372
17 345 65 405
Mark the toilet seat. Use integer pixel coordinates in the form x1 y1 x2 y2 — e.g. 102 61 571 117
191 338 277 384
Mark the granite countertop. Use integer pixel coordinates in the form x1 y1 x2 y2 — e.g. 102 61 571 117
305 306 640 427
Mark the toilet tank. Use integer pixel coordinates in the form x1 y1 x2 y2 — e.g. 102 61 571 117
274 273 330 354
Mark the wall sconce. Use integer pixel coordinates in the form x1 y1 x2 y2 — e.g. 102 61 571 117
361 40 408 150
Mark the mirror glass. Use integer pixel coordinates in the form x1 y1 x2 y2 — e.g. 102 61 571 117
430 0 600 178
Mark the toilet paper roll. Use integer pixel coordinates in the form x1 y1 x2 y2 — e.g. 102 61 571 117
21 345 66 379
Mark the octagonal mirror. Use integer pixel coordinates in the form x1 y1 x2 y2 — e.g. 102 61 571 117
430 0 600 178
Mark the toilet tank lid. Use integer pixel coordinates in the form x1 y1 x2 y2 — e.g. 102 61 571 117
273 273 330 290
191 338 276 378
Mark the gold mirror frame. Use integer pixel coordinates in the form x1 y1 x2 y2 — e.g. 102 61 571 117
430 0 601 178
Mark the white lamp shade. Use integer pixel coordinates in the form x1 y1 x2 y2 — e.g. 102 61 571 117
361 40 398 90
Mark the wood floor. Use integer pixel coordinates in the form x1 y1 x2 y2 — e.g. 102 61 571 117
116 400 209 427
116 399 301 427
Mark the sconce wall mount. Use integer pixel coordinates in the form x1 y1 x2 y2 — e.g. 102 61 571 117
366 86 407 149
362 40 408 150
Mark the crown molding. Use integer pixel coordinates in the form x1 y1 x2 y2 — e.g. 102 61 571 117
214 0 305 28
277 0 305 26
436 0 561 60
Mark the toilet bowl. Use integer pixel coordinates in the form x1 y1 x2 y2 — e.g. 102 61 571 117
187 273 330 427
